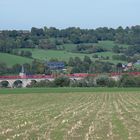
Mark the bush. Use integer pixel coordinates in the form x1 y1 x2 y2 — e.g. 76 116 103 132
26 74 140 88
53 76 70 87
119 74 137 87
107 78 117 87
27 80 53 87
96 76 110 87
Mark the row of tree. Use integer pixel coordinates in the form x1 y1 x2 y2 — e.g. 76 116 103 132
1 74 140 88
74 44 106 54
43 26 140 45
26 74 140 88
0 60 49 75
0 55 139 76
112 44 140 58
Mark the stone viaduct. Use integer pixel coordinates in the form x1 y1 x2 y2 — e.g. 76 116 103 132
0 76 82 88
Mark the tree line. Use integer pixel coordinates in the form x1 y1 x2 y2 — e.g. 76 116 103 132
0 56 112 75
0 25 140 54
26 74 140 88
1 74 140 88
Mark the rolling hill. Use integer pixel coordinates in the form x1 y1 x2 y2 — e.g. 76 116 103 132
0 53 33 66
0 41 129 66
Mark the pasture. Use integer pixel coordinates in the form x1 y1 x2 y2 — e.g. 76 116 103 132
0 53 32 66
0 41 129 66
0 88 140 140
17 41 129 64
18 48 95 61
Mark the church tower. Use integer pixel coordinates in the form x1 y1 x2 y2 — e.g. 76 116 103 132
19 65 26 78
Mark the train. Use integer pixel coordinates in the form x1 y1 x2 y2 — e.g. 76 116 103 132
1 72 140 80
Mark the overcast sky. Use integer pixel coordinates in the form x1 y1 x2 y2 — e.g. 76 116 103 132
0 0 139 30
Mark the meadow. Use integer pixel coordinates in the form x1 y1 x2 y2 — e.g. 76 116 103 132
0 41 129 66
0 53 32 66
0 88 140 140
19 41 128 63
20 48 94 61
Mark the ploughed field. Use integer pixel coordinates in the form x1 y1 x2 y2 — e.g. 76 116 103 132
0 92 140 140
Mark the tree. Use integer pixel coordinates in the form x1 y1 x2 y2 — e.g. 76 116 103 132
112 45 120 53
12 64 22 74
90 61 113 73
39 39 56 50
68 57 75 66
83 56 92 64
116 63 123 72
31 60 45 74
96 76 110 87
23 51 32 58
31 27 44 36
54 76 70 87
119 74 137 87
74 57 82 65
0 63 8 75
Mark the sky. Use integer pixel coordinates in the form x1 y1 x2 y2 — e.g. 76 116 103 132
0 0 140 30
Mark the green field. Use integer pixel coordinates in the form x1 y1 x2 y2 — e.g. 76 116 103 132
18 41 128 63
0 88 140 140
19 49 126 64
0 50 126 66
60 41 129 51
57 41 117 51
59 44 77 51
96 41 129 49
19 48 95 61
0 41 129 66
1 87 140 94
0 53 33 66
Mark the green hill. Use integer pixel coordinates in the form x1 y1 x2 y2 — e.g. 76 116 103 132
18 48 94 61
59 41 129 51
0 41 129 66
18 48 126 65
0 53 33 66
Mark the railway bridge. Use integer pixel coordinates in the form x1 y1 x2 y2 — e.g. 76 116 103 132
1 72 140 88
0 75 82 88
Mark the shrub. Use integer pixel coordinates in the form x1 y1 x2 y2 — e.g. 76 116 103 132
53 76 70 87
96 76 110 87
119 74 137 87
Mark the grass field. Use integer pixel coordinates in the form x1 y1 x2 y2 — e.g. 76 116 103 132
0 41 129 66
0 50 126 66
0 53 33 66
19 48 95 61
19 48 126 64
57 41 117 51
18 41 128 64
60 41 129 51
96 41 129 49
0 87 140 94
0 88 140 140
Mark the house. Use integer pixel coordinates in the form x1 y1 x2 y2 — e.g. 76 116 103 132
135 60 140 65
47 62 65 70
123 62 134 71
